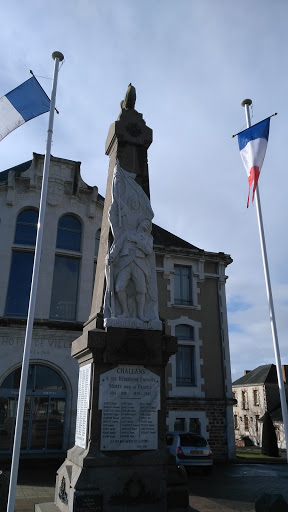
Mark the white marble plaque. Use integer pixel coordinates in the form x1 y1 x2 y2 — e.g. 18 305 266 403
75 363 92 449
99 365 160 451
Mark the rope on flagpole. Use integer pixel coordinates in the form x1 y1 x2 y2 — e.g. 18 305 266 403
30 69 60 113
232 112 278 138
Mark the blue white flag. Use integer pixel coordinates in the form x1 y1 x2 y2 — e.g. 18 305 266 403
0 76 50 141
238 117 270 207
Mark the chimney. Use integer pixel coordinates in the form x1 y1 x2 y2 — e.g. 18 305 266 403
244 370 251 375
282 365 288 383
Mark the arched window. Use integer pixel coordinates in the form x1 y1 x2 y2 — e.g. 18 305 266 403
50 215 82 321
175 324 194 340
175 324 196 387
14 209 38 245
56 215 82 252
5 209 38 317
0 364 66 453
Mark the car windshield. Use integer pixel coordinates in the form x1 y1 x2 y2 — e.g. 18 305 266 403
180 434 207 447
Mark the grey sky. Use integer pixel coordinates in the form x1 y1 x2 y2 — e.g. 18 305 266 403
1 0 287 381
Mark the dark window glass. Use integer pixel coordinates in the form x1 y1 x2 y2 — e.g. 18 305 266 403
47 398 65 449
174 418 185 431
244 415 249 429
0 366 66 453
179 434 207 447
174 266 192 305
56 215 82 251
36 366 65 389
175 324 194 340
189 418 201 434
176 345 196 386
50 256 80 320
1 365 65 390
0 397 13 450
0 370 21 389
5 251 34 316
14 209 38 246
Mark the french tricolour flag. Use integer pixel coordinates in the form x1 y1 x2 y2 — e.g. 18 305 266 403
0 76 50 142
238 117 270 207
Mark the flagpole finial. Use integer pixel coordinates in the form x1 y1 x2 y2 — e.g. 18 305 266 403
241 99 252 107
52 51 64 61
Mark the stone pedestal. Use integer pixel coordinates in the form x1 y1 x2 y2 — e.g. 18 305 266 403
36 327 188 511
36 86 189 512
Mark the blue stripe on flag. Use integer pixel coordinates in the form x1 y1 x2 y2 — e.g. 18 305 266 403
238 118 270 152
6 76 50 122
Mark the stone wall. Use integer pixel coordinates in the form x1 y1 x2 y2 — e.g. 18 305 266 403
166 397 229 459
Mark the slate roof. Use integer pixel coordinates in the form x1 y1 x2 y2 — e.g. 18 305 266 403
232 364 278 386
0 160 32 183
152 223 200 251
270 407 284 422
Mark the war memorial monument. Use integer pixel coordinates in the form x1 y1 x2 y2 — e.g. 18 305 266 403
36 85 188 511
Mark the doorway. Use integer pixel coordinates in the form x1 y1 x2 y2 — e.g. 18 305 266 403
0 364 67 453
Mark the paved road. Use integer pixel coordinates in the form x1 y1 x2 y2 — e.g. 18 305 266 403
9 459 288 511
188 463 288 512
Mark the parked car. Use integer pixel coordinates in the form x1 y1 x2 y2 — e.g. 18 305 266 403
166 432 213 472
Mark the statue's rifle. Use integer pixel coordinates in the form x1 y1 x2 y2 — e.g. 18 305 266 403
106 237 115 317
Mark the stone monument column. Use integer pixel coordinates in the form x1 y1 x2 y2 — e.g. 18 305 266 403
86 83 153 332
36 86 188 512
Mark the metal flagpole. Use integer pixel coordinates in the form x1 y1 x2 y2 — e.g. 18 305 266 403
6 50 64 512
242 99 288 463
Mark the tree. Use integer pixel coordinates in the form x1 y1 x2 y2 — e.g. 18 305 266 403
261 411 279 457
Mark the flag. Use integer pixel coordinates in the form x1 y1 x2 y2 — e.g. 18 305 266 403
0 76 50 141
238 117 270 207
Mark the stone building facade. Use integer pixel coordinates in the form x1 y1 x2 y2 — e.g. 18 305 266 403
232 364 288 449
0 153 235 459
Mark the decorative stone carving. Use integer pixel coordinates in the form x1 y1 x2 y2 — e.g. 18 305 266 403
104 162 161 330
120 83 136 110
58 476 68 505
47 178 64 206
109 473 161 506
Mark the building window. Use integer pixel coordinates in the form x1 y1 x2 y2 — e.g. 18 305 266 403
5 209 38 317
175 324 194 341
56 215 82 251
241 390 248 410
255 415 259 433
14 209 38 245
50 215 82 321
175 325 196 387
253 389 259 406
174 265 193 305
244 415 249 430
176 346 196 386
174 418 185 431
189 418 201 434
234 415 239 429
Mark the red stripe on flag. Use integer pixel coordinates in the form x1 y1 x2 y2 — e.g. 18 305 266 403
247 166 260 208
